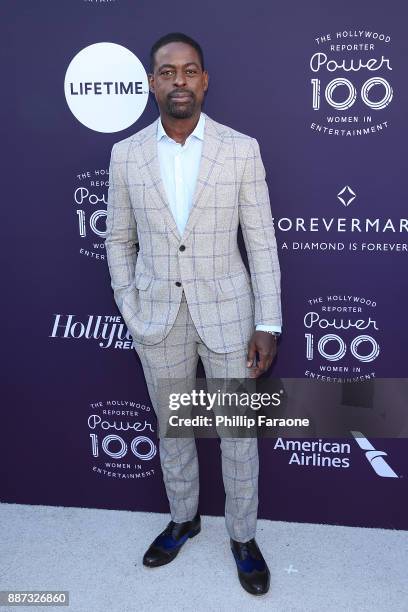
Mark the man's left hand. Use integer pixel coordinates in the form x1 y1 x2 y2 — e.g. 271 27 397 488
246 331 278 378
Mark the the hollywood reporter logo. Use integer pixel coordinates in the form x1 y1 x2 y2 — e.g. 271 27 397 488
89 414 156 462
310 51 393 112
88 400 157 480
75 170 109 260
50 313 134 349
310 30 393 136
76 185 106 238
304 295 380 375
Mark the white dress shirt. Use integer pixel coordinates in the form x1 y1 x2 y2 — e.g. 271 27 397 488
156 112 282 335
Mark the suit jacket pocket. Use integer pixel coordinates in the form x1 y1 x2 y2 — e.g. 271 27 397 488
217 271 250 294
135 272 153 290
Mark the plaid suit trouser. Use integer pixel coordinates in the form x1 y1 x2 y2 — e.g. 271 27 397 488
132 290 259 543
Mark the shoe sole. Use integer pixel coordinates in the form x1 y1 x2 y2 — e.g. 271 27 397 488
143 524 201 568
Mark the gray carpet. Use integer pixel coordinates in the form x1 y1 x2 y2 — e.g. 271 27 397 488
0 503 407 612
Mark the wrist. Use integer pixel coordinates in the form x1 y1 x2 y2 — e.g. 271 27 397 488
258 330 280 338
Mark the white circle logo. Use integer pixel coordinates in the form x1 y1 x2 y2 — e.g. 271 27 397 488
64 42 149 133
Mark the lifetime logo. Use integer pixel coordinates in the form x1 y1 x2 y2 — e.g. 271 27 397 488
351 431 398 478
69 81 144 96
64 42 149 133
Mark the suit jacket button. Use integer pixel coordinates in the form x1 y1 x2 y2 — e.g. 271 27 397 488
179 245 186 251
175 281 182 287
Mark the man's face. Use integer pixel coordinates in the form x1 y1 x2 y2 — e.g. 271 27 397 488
149 41 209 119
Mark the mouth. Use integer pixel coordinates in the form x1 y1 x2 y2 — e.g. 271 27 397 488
170 93 193 103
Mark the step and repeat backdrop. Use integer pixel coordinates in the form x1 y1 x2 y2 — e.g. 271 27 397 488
2 0 407 529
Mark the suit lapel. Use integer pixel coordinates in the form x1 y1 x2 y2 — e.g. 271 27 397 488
135 118 181 242
181 114 227 241
135 113 228 243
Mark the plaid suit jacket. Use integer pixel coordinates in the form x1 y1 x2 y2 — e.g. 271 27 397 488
105 112 282 353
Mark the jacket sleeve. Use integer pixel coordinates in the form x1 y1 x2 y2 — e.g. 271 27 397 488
238 137 282 328
105 142 139 313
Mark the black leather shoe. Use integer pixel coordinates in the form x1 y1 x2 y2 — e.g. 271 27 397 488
230 537 270 595
142 512 201 567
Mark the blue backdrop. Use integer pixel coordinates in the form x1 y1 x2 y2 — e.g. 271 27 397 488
2 0 407 529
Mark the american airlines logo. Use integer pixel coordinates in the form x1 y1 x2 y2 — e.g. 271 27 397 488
351 431 398 478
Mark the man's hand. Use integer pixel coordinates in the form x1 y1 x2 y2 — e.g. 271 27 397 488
246 330 278 378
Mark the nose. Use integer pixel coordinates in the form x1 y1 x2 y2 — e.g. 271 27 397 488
173 68 187 87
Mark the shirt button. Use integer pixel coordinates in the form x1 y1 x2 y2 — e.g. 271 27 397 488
179 245 186 251
175 281 182 287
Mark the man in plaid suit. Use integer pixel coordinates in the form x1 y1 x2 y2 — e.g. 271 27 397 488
105 32 282 596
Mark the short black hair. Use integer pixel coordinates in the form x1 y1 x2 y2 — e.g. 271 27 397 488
149 32 205 72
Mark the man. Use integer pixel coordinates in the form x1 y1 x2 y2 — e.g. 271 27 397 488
105 32 282 596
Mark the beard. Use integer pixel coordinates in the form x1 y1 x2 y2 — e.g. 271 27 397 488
165 92 197 119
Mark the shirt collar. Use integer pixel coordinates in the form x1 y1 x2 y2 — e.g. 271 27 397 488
157 112 205 143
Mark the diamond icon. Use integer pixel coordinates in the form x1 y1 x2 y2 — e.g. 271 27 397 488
337 185 356 207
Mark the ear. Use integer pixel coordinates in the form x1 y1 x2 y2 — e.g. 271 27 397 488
203 70 209 92
148 73 155 93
